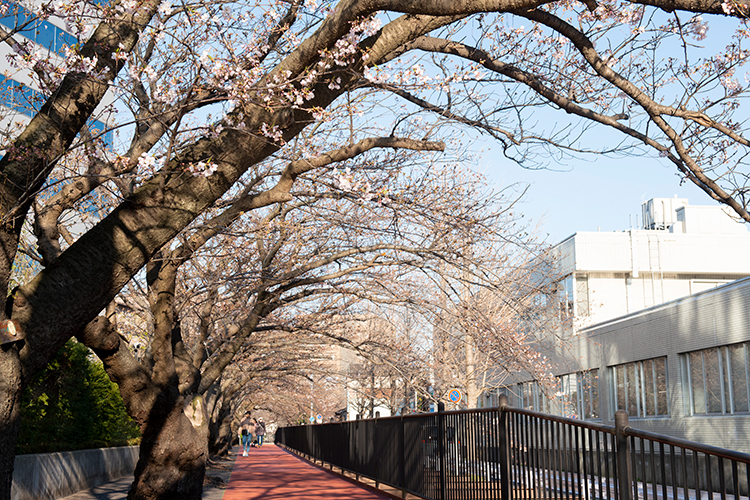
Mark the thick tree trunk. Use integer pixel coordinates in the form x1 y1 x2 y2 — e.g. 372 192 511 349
208 401 234 457
126 256 210 500
129 394 209 500
78 316 210 500
0 345 22 500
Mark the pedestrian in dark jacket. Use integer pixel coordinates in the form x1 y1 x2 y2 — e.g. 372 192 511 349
256 417 267 447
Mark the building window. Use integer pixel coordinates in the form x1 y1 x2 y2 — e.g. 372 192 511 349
556 370 599 420
501 374 599 420
576 276 589 317
610 357 668 418
558 275 574 320
514 381 552 413
682 343 750 415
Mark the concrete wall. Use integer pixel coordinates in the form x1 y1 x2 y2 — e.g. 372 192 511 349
12 446 138 500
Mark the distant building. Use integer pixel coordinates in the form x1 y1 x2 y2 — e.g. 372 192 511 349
490 198 750 453
553 197 750 331
329 314 413 421
0 2 114 150
336 345 396 420
509 276 750 453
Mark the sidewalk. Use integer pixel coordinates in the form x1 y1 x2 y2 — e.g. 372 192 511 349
60 453 235 500
225 445 391 500
61 445 392 500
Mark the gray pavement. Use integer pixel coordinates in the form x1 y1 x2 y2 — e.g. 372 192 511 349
60 451 237 500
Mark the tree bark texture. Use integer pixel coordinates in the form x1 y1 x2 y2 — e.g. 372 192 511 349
208 402 234 457
207 377 244 457
77 313 210 500
0 345 22 499
128 395 209 500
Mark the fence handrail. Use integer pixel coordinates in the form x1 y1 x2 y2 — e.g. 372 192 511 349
502 404 618 435
278 402 750 500
623 424 750 463
329 404 616 433
503 403 750 464
315 405 501 425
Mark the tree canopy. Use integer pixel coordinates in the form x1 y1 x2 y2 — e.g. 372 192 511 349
1 0 750 498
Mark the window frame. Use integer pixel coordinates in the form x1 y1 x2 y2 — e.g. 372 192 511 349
555 369 600 420
682 342 750 416
507 370 601 421
609 357 669 419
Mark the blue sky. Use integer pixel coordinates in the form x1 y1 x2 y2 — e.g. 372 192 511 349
460 13 747 246
479 152 710 245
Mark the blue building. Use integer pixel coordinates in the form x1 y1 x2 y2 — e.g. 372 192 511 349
0 2 114 151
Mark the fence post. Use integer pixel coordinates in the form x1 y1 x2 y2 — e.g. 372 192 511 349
400 414 406 499
375 417 380 489
615 410 633 500
437 401 447 500
355 419 360 482
498 395 511 500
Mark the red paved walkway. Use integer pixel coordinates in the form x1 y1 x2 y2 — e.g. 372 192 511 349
224 445 391 500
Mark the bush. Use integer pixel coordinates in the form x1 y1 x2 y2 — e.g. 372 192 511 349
16 339 140 455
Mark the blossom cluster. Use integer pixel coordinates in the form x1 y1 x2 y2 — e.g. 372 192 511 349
260 123 284 143
295 16 382 94
40 0 98 39
364 63 434 86
721 72 742 94
186 160 218 177
325 17 382 67
688 16 709 40
334 167 390 203
6 39 103 93
364 58 486 96
722 1 736 15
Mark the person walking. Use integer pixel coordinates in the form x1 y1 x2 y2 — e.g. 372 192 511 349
238 412 254 456
256 417 267 447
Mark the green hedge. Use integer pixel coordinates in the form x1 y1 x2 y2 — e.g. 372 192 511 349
16 340 140 455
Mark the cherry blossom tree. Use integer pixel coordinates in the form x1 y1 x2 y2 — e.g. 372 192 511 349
0 0 750 497
431 280 561 410
80 149 524 496
337 307 430 417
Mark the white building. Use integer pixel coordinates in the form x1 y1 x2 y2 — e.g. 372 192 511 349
334 344 409 421
329 314 407 421
495 198 750 452
509 276 750 453
554 197 750 331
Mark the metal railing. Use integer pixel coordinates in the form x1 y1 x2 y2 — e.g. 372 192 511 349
275 395 750 500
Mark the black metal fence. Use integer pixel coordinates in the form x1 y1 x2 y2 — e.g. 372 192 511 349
275 395 750 500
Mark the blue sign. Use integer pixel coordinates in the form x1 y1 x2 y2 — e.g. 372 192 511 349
448 389 463 404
